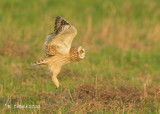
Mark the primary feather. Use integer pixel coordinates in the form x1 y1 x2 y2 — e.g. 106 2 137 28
45 16 77 56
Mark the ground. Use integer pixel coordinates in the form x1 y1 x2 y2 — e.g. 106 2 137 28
0 0 160 113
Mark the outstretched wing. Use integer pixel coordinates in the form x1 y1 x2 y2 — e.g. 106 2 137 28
45 16 77 56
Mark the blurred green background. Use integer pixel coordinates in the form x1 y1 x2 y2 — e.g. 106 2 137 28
0 0 160 113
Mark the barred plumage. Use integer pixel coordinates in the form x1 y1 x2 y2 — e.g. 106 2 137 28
54 16 70 35
45 45 57 57
32 16 86 88
32 59 48 65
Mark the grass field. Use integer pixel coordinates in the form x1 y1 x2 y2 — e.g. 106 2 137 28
0 0 160 113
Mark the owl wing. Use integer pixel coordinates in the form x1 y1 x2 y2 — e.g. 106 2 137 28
45 16 77 56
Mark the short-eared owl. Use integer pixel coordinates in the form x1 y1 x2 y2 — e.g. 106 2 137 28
32 16 86 88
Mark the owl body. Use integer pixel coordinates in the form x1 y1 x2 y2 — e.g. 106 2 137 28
47 47 81 68
32 16 86 88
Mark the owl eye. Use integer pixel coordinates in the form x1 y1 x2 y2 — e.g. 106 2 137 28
80 50 83 53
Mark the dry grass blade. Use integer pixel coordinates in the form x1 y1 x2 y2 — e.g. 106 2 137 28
0 39 30 58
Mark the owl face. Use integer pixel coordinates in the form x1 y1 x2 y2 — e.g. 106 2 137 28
78 46 86 59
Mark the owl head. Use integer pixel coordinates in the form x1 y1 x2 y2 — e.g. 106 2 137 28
77 46 86 59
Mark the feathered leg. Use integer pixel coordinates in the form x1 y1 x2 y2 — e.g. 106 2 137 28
51 67 61 88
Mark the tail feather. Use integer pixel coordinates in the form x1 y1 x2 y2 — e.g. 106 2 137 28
32 59 48 66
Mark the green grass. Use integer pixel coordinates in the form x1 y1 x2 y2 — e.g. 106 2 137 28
0 0 160 113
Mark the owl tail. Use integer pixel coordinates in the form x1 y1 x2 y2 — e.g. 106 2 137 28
31 58 48 66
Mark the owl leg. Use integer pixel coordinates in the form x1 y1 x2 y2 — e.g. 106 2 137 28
52 68 61 88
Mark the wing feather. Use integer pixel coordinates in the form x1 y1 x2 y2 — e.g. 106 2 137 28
45 16 77 56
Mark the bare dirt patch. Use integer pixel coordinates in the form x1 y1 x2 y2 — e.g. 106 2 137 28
2 82 159 113
35 84 160 113
0 39 30 58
